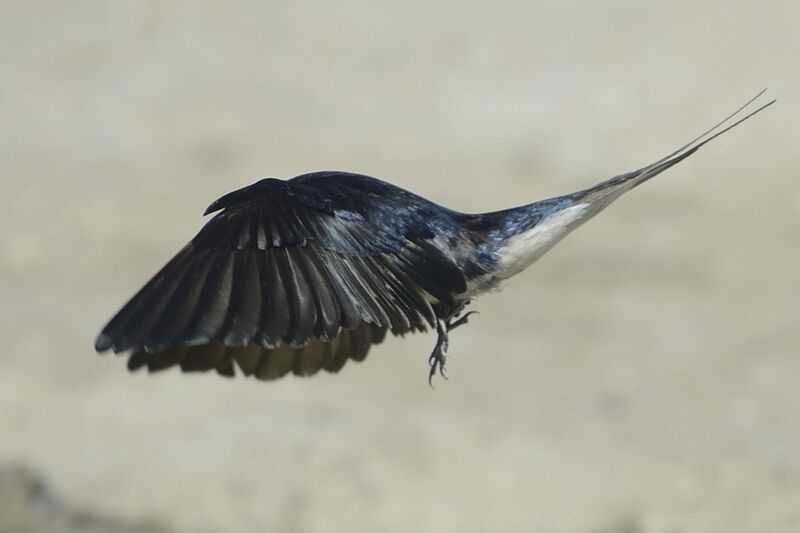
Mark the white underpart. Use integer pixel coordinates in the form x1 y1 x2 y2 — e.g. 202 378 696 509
494 203 597 280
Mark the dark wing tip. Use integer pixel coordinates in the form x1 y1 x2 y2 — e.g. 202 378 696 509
203 202 221 216
95 332 113 352
203 177 288 216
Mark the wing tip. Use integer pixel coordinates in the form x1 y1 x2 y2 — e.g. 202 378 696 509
203 202 220 216
203 178 287 216
94 332 113 353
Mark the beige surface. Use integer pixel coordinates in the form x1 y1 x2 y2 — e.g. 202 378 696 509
1 2 799 532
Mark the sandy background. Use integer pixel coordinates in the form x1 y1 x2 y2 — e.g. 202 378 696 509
1 1 798 532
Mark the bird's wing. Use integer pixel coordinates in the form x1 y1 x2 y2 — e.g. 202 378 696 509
96 175 467 380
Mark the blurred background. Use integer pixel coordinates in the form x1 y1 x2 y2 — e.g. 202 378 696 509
1 1 798 532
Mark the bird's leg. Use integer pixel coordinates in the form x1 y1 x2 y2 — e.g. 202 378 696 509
428 300 478 385
428 318 449 386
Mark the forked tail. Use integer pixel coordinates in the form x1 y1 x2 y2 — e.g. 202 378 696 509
576 89 776 207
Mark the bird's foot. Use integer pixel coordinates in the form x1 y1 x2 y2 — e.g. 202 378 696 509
446 310 478 331
427 302 479 386
428 319 450 386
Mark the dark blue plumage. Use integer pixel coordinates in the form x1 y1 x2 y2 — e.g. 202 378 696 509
95 92 773 383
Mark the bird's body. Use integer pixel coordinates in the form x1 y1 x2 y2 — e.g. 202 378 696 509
96 93 774 383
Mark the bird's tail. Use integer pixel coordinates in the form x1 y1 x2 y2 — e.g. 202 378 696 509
574 89 776 208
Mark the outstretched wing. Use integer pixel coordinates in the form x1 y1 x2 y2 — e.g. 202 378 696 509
95 173 467 380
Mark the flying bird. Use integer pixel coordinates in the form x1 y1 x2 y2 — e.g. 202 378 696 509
95 91 774 384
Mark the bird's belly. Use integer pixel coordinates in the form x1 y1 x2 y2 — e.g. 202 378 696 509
493 203 592 280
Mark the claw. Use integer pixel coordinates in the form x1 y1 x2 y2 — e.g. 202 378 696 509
428 354 449 386
447 310 479 331
428 349 447 386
